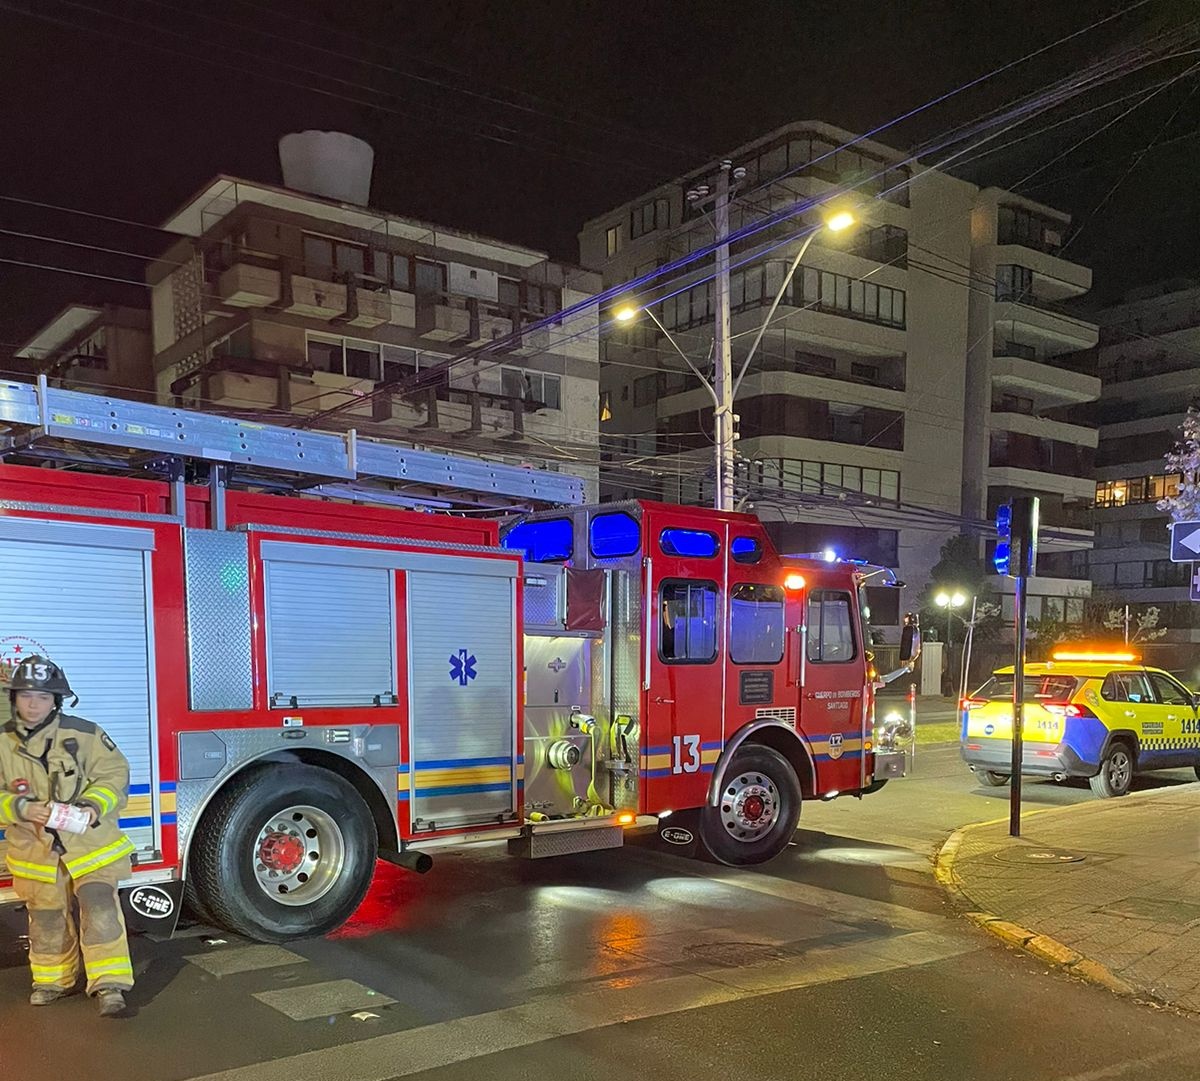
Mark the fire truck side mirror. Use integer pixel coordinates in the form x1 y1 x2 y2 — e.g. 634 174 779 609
899 614 919 663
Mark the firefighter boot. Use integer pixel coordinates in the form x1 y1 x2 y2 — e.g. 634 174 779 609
96 989 127 1018
30 987 73 1006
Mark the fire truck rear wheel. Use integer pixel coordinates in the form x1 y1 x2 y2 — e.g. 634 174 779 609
188 764 377 942
700 745 801 866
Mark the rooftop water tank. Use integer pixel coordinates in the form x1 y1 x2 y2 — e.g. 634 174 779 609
278 131 374 205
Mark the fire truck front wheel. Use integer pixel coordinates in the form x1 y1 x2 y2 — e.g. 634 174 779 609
188 763 378 942
700 745 801 866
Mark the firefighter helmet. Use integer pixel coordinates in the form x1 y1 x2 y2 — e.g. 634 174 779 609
6 656 73 697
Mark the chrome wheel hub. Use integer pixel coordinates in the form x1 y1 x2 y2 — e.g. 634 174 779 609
720 772 780 842
252 805 346 907
1107 751 1131 790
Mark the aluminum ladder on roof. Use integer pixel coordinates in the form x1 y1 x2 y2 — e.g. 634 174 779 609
0 377 584 509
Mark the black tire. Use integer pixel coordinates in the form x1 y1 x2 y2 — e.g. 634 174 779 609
700 745 801 866
188 764 377 942
978 770 1010 787
1089 741 1134 799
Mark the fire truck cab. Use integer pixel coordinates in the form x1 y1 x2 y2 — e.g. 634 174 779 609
0 382 917 943
506 501 916 867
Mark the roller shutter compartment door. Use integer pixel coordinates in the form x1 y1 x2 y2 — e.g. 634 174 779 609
0 523 158 863
407 568 516 828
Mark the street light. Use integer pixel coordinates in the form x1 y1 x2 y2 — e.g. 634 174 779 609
615 208 857 510
934 590 967 648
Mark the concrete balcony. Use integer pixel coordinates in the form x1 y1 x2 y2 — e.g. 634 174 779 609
986 465 1094 501
389 289 416 329
989 410 1098 449
287 276 347 320
217 263 280 308
416 300 471 342
467 309 514 347
993 301 1098 354
986 245 1091 301
335 284 391 330
991 354 1099 406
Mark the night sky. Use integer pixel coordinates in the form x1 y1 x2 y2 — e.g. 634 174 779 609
2 0 1198 359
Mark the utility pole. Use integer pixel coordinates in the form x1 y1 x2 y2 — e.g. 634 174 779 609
712 160 735 511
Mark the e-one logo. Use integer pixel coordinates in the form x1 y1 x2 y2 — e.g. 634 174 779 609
660 826 694 846
129 885 174 920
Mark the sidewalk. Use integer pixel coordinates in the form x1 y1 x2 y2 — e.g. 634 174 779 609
939 784 1200 1013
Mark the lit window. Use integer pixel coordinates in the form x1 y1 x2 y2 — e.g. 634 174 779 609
659 528 719 558
502 518 573 562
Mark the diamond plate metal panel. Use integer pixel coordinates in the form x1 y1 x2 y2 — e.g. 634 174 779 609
508 824 623 858
522 564 564 629
184 529 254 711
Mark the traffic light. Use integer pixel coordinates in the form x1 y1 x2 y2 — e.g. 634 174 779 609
994 503 1012 576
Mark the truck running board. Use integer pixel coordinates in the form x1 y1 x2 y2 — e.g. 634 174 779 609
507 821 624 859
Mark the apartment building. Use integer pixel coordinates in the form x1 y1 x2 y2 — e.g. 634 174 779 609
15 303 153 400
21 133 602 498
580 120 1099 632
1090 279 1200 640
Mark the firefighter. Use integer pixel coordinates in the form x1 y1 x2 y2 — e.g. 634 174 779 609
0 656 135 1017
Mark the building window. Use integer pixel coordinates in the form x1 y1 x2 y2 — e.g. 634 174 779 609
806 590 857 663
998 205 1064 254
736 458 900 505
729 584 785 664
498 277 521 308
390 254 411 290
633 374 657 407
414 259 447 296
307 334 416 382
524 284 562 319
795 265 905 329
501 367 561 410
1095 473 1181 508
995 264 1034 302
659 580 719 664
302 234 366 278
630 197 670 240
606 224 621 257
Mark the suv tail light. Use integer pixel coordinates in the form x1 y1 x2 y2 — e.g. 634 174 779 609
1043 701 1096 719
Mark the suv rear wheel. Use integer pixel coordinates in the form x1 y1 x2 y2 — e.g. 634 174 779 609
977 770 1010 787
1089 741 1134 798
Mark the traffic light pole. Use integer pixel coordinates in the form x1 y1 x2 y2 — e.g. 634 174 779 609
1010 569 1027 837
712 161 734 511
1008 495 1039 838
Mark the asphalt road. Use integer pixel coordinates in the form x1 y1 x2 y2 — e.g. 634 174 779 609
4 747 1199 1081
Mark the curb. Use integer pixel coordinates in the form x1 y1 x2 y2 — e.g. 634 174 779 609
934 823 1136 999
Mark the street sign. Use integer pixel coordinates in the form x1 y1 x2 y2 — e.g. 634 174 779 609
1170 521 1200 563
1190 564 1200 602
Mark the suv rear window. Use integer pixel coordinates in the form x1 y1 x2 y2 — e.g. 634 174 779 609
976 675 1079 702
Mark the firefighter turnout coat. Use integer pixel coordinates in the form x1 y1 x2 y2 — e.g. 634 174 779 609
0 712 135 883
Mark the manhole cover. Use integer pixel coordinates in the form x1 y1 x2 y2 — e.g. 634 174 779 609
993 848 1086 866
683 942 785 967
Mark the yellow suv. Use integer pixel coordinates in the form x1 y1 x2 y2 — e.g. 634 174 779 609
960 651 1200 798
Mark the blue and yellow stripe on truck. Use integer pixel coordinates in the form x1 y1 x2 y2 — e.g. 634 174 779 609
395 757 523 801
640 742 722 779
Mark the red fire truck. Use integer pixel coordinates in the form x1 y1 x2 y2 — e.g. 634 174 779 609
0 382 917 942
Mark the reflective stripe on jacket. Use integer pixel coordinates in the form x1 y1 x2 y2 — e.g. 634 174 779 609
0 712 133 881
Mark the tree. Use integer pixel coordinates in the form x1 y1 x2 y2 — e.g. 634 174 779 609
1158 406 1200 520
1026 601 1166 661
918 534 1002 643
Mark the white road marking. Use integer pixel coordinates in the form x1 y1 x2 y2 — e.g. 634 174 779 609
252 978 397 1021
186 944 306 977
186 930 978 1081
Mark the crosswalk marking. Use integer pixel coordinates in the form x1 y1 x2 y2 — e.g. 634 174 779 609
252 978 397 1021
186 945 306 978
186 929 979 1081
